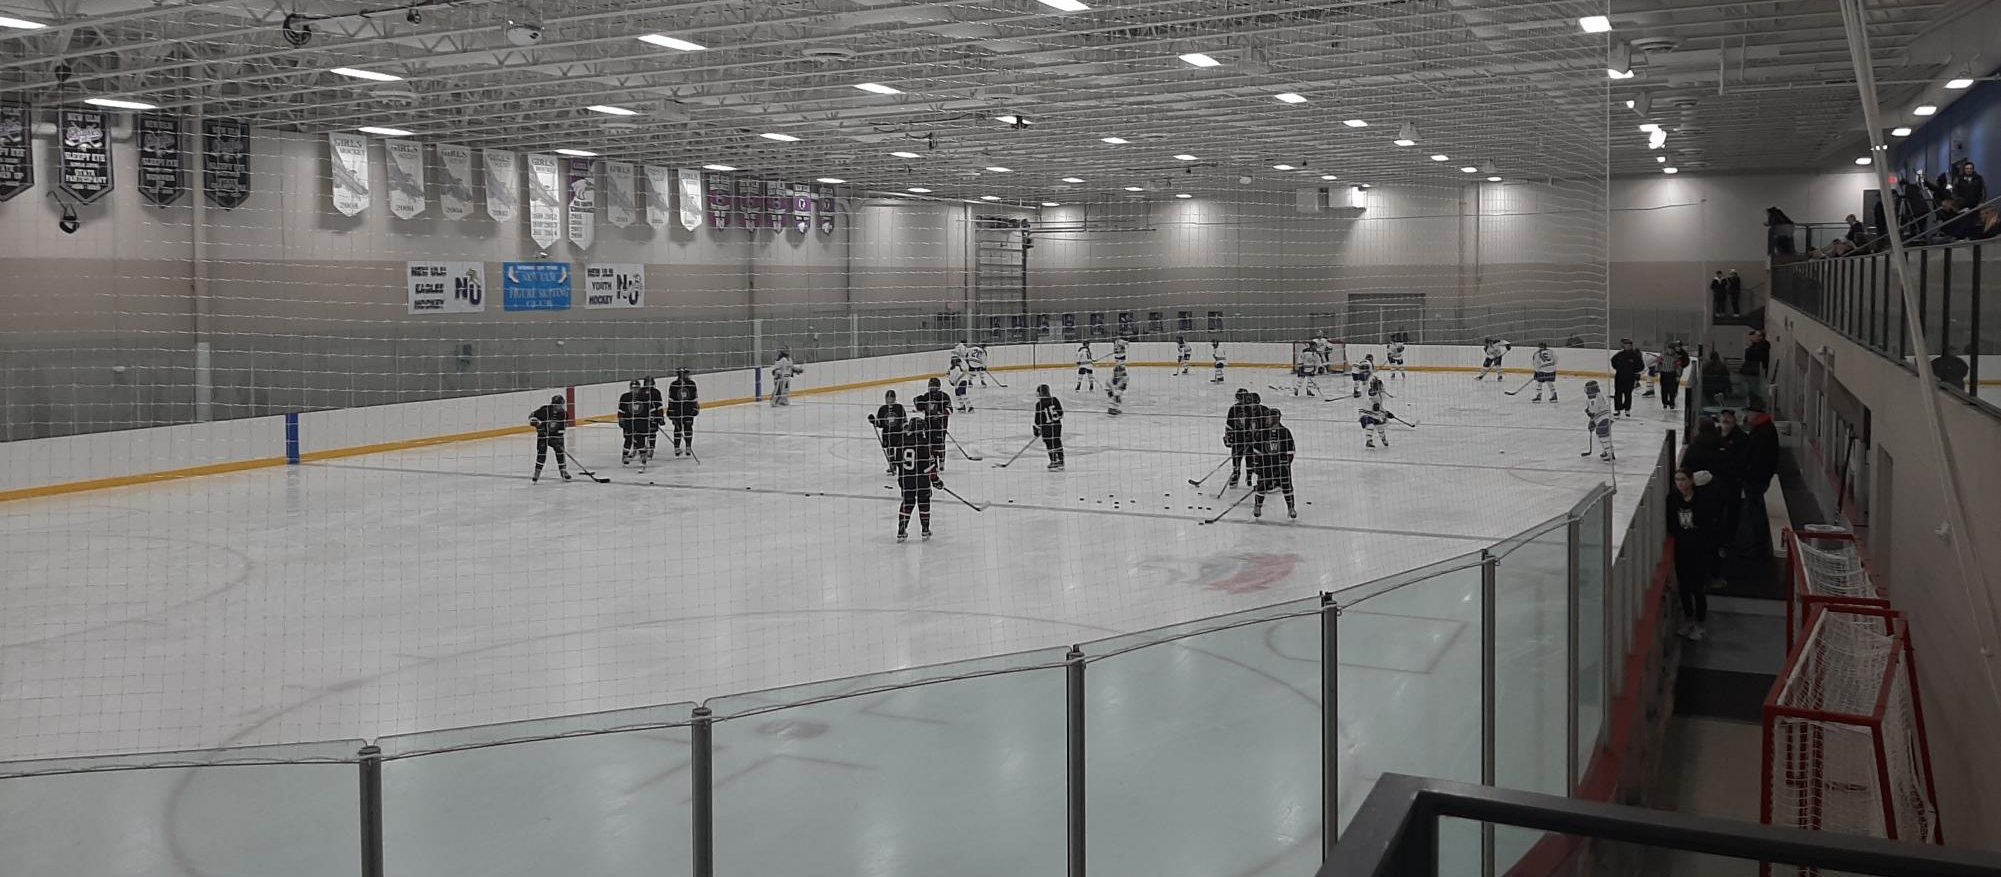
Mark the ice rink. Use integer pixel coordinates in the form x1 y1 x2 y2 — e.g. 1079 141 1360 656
2 363 1667 768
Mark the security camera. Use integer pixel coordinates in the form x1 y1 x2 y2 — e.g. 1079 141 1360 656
504 20 542 46
406 8 421 24
281 13 314 46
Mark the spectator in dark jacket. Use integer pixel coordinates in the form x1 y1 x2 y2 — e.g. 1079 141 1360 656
1610 339 1645 416
1680 419 1740 561
1717 409 1748 549
1725 269 1743 316
1741 329 1771 409
1709 271 1729 316
1931 345 1970 391
1667 469 1717 640
1739 408 1781 555
1940 159 1987 214
1701 351 1733 404
1845 213 1867 244
1938 198 1979 239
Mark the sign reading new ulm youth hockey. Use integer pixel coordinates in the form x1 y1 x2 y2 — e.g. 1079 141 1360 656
58 108 113 203
202 118 250 209
502 261 572 311
407 261 486 314
584 263 644 309
136 114 185 207
0 103 32 202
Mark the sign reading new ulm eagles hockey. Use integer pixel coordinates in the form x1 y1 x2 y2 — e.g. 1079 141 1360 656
57 108 113 204
407 260 486 314
502 261 572 311
202 118 250 209
136 114 185 207
0 103 32 202
584 263 644 309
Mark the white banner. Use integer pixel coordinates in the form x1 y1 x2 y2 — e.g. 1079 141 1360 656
526 153 561 249
645 166 672 229
677 168 704 231
566 157 596 250
407 260 487 314
604 161 635 229
437 144 473 220
483 149 518 223
329 132 370 216
584 263 645 309
384 138 425 219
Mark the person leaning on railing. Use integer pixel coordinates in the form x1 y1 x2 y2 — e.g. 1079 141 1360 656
1931 346 1970 392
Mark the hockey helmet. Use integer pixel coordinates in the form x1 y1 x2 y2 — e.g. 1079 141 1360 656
643 376 656 387
1537 341 1549 350
550 394 566 405
1235 388 1249 400
628 379 641 389
1037 384 1051 397
928 377 942 388
1584 380 1601 395
884 389 897 401
1370 377 1384 391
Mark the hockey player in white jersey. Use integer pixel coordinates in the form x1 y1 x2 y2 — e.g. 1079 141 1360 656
1583 380 1614 461
1359 376 1393 448
1641 349 1661 397
950 356 975 412
1530 343 1559 403
1385 338 1408 379
1290 344 1324 396
1350 354 1376 397
1322 337 1348 377
952 340 970 370
1112 337 1130 366
1476 338 1511 380
770 349 804 406
1175 336 1193 375
1210 340 1227 383
1107 363 1129 415
968 345 992 386
1075 342 1097 391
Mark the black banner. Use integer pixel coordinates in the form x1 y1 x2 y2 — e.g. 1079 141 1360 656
0 103 29 202
136 114 184 207
57 108 112 203
202 118 250 209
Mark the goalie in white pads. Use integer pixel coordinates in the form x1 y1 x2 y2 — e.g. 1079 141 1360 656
1107 363 1129 415
1530 343 1559 403
1075 342 1097 391
1176 336 1193 375
770 349 804 406
1290 344 1324 396
1359 377 1395 448
1583 380 1615 461
1476 338 1511 381
1210 340 1227 383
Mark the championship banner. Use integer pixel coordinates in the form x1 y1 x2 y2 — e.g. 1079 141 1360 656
604 161 635 229
483 149 518 223
677 168 703 231
584 263 644 309
406 260 486 314
565 156 595 250
644 165 672 229
202 118 249 209
502 261 572 311
0 104 35 202
706 173 733 229
763 180 786 233
734 176 758 229
814 184 836 234
385 138 425 219
436 144 473 220
789 184 812 234
525 153 561 248
136 114 184 207
328 131 370 216
57 108 112 204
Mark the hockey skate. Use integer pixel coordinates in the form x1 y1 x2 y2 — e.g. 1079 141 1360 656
1287 504 1297 519
621 450 632 465
1366 438 1376 448
1600 450 1615 461
560 470 572 481
1252 499 1263 518
897 530 908 543
532 468 541 483
921 526 932 540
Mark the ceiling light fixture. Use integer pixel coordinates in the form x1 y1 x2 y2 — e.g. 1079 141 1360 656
1459 166 1478 173
817 177 846 184
1342 119 1368 128
760 132 800 142
555 148 598 157
586 105 638 116
1272 164 1295 170
1625 99 1636 109
1274 92 1307 104
83 97 159 110
357 125 414 136
1890 127 1912 137
1913 105 1937 116
638 34 705 51
1607 68 1635 80
1854 157 1872 166
330 67 402 82
1124 186 1145 191
0 15 47 28
1320 174 1338 180
1662 167 1679 174
1101 136 1129 144
1647 128 1667 149
993 115 1031 125
1393 123 1418 146
986 166 1012 173
1061 177 1085 183
1637 123 1659 132
1579 15 1612 33
1174 154 1199 161
908 187 933 193
890 151 920 158
1042 202 1060 207
1656 156 1667 163
1175 193 1193 199
703 164 737 172
1945 77 1974 89
854 83 901 95
1179 52 1220 68
1429 154 1449 161
980 195 1002 201
1487 176 1503 182
1036 0 1089 10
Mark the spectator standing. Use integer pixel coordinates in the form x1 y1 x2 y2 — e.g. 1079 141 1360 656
1845 213 1867 244
1660 342 1688 410
1726 269 1743 316
1931 346 1970 392
1739 407 1781 556
1709 271 1729 317
1766 206 1796 255
1667 469 1716 640
1610 339 1645 417
1716 409 1748 554
1940 159 1987 213
1681 419 1740 571
1701 350 1733 404
1741 329 1771 410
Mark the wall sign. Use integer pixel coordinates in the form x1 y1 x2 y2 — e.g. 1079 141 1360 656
502 261 572 311
584 263 644 309
57 108 113 203
407 260 486 314
136 114 184 207
0 103 33 202
202 118 250 209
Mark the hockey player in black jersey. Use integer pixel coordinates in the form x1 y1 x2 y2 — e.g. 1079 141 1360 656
617 380 644 464
913 377 952 470
895 413 941 541
1225 389 1257 487
1252 408 1298 519
1034 384 1066 470
867 390 908 474
527 395 571 482
665 369 698 456
636 377 665 462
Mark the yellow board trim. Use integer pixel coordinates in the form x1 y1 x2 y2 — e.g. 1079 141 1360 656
1 361 1617 503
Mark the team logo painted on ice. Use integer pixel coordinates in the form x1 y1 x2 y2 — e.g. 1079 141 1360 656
1148 553 1303 595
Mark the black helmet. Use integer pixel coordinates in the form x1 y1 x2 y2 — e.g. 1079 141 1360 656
885 389 897 401
928 377 941 388
629 379 641 389
1037 384 1051 397
551 394 566 405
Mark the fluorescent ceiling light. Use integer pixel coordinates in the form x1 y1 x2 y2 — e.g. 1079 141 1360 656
1607 68 1634 80
1656 156 1667 163
1647 128 1667 149
985 166 1012 173
358 126 414 136
1913 105 1937 116
1624 99 1636 109
908 187 932 193
1945 78 1974 89
1179 52 1221 68
1459 166 1478 173
817 177 846 184
854 83 901 95
1042 201 1060 207
83 97 159 110
702 164 737 172
1392 139 1416 147
1320 174 1338 180
1061 177 1085 183
1101 136 1129 144
1274 92 1307 104
638 34 705 51
1487 176 1502 182
1854 157 1872 166
1890 127 1912 137
760 132 800 142
1174 154 1199 161
1662 167 1678 174
1637 123 1659 132
1036 0 1089 10
0 15 46 28
1175 193 1193 198
330 67 402 82
1272 164 1295 170
1578 15 1611 33
1342 119 1368 128
1123 186 1145 191
993 115 1030 125
1430 154 1449 161
555 148 598 157
980 195 1001 201
586 105 638 116
890 151 920 159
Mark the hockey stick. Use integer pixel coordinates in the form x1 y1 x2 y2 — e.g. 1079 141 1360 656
561 448 613 483
946 430 985 461
1187 456 1232 487
1503 376 1538 395
982 369 1008 388
1198 484 1258 525
1389 412 1421 429
935 482 988 512
995 435 1041 468
1580 427 1597 457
